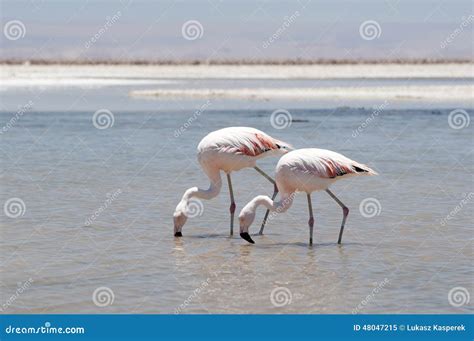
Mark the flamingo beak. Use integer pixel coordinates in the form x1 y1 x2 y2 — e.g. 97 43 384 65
240 232 255 244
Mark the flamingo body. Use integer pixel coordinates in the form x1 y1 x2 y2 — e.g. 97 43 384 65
276 148 377 194
197 127 289 172
239 148 378 244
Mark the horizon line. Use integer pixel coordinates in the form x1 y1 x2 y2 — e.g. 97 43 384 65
1 58 472 66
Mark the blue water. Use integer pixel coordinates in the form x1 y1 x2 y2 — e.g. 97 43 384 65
1 105 472 314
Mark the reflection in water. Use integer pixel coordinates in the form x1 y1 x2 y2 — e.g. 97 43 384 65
238 244 253 259
172 238 188 267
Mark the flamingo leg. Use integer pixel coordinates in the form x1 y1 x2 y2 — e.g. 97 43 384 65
325 189 349 244
227 173 236 236
254 166 278 235
307 193 314 246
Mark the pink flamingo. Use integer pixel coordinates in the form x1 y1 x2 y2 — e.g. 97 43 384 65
173 127 292 237
238 148 378 245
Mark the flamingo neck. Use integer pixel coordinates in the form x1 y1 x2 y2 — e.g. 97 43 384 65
252 192 294 214
179 167 222 210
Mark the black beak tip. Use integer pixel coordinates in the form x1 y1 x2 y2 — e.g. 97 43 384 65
240 232 255 244
174 232 183 237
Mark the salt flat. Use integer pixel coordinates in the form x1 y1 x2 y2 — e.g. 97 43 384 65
130 85 473 102
1 63 472 85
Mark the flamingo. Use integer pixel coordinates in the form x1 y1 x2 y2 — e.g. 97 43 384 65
238 148 378 245
173 127 292 237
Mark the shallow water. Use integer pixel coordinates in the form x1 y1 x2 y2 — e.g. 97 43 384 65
1 105 472 314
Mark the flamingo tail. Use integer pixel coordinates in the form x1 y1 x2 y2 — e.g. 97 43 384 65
352 163 378 176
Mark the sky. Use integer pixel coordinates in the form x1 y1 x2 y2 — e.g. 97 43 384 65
0 0 473 61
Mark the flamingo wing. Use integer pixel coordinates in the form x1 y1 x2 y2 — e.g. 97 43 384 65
206 127 288 157
288 149 377 178
233 132 281 156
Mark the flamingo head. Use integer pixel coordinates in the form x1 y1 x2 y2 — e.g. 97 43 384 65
238 203 256 244
173 203 188 236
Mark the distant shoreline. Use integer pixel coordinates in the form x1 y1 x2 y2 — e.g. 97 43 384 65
1 58 472 66
3 63 471 84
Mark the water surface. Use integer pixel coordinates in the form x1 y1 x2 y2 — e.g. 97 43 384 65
1 106 472 314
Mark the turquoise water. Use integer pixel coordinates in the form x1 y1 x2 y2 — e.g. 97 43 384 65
1 105 472 313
